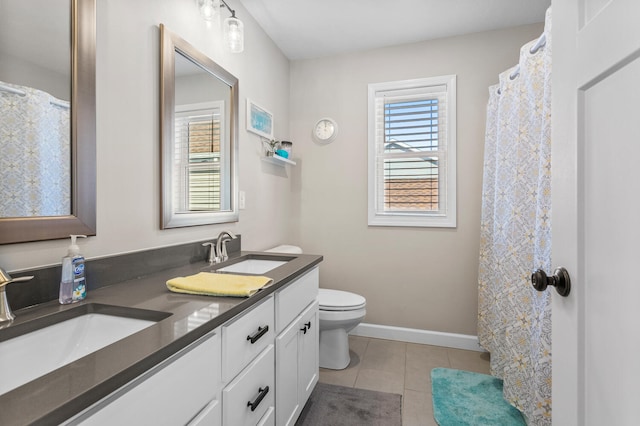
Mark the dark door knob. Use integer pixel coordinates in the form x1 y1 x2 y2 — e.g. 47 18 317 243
531 267 571 297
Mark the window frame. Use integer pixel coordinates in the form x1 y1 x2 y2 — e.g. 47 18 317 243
367 75 457 228
174 100 227 214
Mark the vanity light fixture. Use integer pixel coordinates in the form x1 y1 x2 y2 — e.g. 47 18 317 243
196 0 221 24
196 0 244 53
221 0 244 53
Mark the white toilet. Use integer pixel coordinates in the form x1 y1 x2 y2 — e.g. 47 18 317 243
265 245 367 370
317 288 366 369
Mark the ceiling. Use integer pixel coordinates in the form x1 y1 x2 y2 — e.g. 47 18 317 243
238 0 551 60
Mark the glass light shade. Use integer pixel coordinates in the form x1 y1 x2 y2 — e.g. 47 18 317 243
197 0 220 23
223 16 244 53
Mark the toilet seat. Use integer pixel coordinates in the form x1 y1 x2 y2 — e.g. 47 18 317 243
319 289 366 311
319 308 366 323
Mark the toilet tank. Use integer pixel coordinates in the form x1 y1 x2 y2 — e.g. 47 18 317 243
264 245 303 254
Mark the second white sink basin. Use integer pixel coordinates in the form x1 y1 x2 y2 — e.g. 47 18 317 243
0 313 157 396
217 259 287 274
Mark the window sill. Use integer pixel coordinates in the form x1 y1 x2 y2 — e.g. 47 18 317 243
368 213 456 228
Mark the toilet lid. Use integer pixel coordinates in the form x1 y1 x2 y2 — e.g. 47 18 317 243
319 289 366 311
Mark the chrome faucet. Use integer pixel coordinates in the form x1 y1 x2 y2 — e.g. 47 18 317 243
0 268 34 323
215 231 237 263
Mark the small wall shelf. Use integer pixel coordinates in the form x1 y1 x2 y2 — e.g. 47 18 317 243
262 154 296 166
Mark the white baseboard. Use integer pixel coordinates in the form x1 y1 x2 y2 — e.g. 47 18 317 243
350 323 486 352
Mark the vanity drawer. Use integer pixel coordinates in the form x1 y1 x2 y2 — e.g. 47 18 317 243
188 398 221 426
222 295 274 382
73 330 221 425
275 267 319 333
257 406 275 426
223 345 275 426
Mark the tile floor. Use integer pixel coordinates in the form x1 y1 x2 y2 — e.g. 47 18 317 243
318 336 490 426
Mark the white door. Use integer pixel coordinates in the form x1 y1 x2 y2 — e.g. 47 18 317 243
551 0 640 424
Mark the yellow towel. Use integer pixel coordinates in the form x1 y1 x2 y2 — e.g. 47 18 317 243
166 272 273 297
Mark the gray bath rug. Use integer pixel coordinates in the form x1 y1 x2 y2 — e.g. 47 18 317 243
295 382 402 426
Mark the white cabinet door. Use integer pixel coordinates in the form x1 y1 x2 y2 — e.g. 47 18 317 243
298 300 319 405
275 316 301 426
275 300 319 426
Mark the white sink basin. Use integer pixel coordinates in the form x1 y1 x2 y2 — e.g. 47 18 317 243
0 313 156 395
217 259 287 274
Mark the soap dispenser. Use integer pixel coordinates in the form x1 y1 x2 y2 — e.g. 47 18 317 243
59 235 88 304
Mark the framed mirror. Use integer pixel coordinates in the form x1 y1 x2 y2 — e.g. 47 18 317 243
160 24 239 228
0 0 96 244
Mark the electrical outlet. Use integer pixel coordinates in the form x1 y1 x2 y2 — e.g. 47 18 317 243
239 191 246 209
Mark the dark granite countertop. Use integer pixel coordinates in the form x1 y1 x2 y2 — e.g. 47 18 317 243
0 251 322 425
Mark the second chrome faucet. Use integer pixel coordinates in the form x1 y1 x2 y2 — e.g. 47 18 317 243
202 231 237 264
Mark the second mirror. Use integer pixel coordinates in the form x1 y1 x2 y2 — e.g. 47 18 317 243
160 24 239 228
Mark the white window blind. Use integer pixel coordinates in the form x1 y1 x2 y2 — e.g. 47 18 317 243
368 76 456 228
174 101 225 213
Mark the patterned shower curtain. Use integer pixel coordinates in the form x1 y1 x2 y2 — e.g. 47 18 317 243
478 8 552 426
0 81 70 217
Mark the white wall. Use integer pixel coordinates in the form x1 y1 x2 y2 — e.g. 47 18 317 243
0 0 294 271
289 24 544 335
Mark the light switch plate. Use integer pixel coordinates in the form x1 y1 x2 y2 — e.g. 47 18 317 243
239 191 246 209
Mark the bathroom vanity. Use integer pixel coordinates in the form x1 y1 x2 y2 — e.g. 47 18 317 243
0 250 322 426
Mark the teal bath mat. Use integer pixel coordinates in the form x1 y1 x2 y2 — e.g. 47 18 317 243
431 368 525 426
